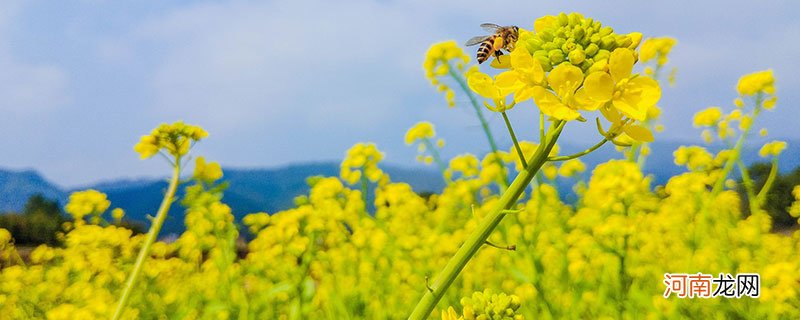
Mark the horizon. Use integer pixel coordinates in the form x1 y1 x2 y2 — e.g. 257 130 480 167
4 137 798 190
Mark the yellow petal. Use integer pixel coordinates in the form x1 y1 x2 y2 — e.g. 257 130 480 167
547 64 583 98
532 86 580 120
573 87 604 111
514 86 535 103
601 105 623 125
534 16 557 33
511 47 534 69
623 124 654 142
495 71 520 88
583 72 614 102
609 48 635 82
467 72 500 99
629 77 661 109
490 55 512 69
612 97 646 121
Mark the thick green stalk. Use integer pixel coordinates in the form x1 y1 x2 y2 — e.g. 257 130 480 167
112 162 181 320
408 121 565 320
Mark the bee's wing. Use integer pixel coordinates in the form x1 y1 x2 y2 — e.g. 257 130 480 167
465 35 491 47
480 23 503 32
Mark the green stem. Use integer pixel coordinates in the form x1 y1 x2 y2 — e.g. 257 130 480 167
446 63 507 187
422 138 447 176
408 121 565 320
539 112 545 143
112 161 181 320
548 137 610 162
755 158 779 208
711 95 762 195
737 160 758 214
502 111 526 166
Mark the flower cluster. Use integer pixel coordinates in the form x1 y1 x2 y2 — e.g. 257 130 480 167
133 121 208 159
340 143 387 185
405 121 445 166
518 13 642 73
640 37 677 67
64 189 111 224
468 13 660 143
424 41 471 107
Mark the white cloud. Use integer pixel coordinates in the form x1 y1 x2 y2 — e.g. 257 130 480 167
0 1 69 114
135 1 440 130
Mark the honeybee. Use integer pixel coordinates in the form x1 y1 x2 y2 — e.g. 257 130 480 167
465 23 520 64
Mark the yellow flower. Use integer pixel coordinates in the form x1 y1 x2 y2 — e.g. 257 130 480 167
558 159 586 178
737 69 775 96
580 48 661 121
759 141 787 158
424 41 470 107
134 121 208 160
193 156 223 183
495 48 545 103
441 306 462 320
693 107 723 127
467 71 515 112
531 63 586 120
340 143 385 185
65 189 111 223
111 208 125 221
674 146 713 171
639 37 677 66
405 122 435 145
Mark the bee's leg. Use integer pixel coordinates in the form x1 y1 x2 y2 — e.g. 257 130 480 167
494 51 504 59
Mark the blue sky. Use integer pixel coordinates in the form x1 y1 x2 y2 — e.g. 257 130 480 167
1 0 798 187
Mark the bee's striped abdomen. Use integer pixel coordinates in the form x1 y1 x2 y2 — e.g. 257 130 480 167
476 35 497 64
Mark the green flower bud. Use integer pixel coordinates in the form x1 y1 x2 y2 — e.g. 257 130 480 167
561 39 577 53
569 49 586 65
616 35 632 48
568 12 583 25
553 37 566 49
549 49 565 64
584 43 599 56
590 34 602 44
558 12 569 26
534 53 552 71
580 59 593 71
510 296 521 310
600 35 617 50
627 32 643 49
572 27 586 41
594 49 610 61
540 30 554 42
599 26 613 36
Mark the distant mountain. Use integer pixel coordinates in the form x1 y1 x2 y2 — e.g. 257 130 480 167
0 169 66 212
0 139 797 235
0 163 446 235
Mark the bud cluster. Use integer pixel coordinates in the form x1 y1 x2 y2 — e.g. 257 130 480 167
460 289 523 320
518 12 642 73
